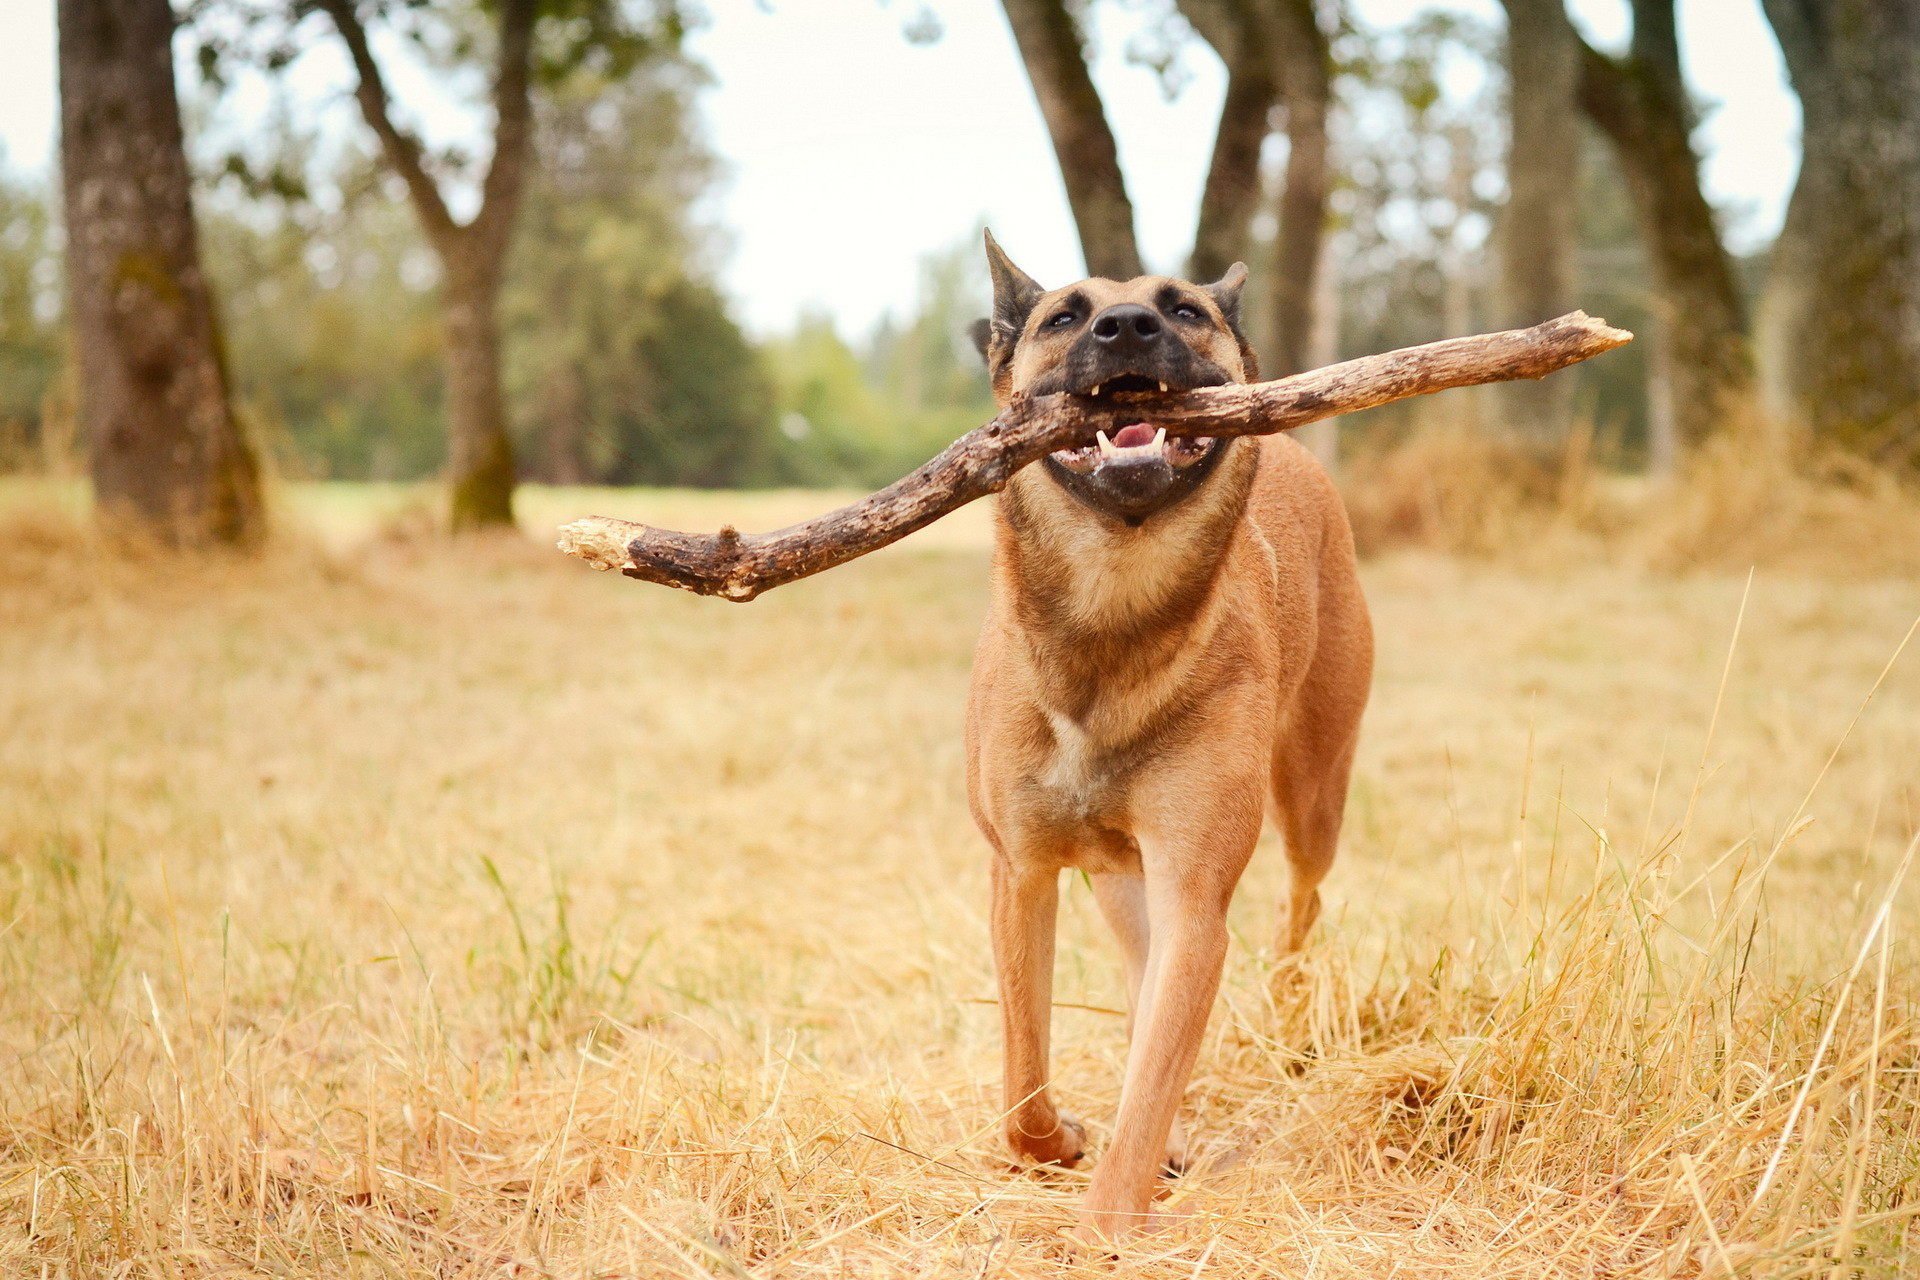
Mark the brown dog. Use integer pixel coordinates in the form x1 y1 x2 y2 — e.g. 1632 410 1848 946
964 231 1373 1244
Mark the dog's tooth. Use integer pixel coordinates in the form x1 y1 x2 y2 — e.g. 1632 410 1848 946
1157 381 1168 393
1096 430 1117 457
1152 428 1167 450
1090 382 1104 398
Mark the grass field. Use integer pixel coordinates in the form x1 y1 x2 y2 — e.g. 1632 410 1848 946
3 479 1919 1276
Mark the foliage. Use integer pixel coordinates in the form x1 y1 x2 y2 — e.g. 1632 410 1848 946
202 171 449 481
1312 10 1653 452
0 159 64 470
502 63 779 487
762 236 998 490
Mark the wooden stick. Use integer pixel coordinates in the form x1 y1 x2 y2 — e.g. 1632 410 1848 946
556 310 1631 600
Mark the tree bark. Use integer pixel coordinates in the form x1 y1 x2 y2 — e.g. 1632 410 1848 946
1261 0 1331 380
558 311 1631 600
317 0 535 529
442 257 517 526
999 0 1144 279
1496 0 1582 451
1178 0 1332 383
1758 0 1920 463
57 0 262 547
1575 0 1751 461
1181 0 1276 282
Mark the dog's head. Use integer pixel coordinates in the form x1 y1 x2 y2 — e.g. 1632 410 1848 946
971 230 1258 528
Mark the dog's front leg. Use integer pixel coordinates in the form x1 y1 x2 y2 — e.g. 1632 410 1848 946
1076 823 1256 1244
991 857 1084 1167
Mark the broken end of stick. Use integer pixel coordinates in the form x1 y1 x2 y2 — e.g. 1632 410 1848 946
1562 309 1635 351
556 516 640 572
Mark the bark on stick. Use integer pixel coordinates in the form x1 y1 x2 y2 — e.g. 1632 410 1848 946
557 310 1631 601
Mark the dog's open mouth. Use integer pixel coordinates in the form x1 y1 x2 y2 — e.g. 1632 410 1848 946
1050 376 1215 475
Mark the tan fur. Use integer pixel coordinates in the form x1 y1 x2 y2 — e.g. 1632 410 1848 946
964 270 1374 1244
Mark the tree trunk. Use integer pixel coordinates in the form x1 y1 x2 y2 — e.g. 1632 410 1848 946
1758 0 1920 463
999 0 1144 278
57 0 262 546
1496 0 1582 451
1576 0 1751 458
317 0 531 530
442 257 516 528
1262 0 1330 380
1181 0 1276 282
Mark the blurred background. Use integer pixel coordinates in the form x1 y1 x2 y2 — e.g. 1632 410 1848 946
4 0 1911 536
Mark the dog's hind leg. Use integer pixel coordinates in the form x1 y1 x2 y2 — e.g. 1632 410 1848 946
1270 667 1368 954
1091 872 1187 1174
991 857 1085 1168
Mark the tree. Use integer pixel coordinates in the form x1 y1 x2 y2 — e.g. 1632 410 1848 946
502 64 774 488
57 0 262 546
289 0 682 527
998 0 1144 279
1180 0 1331 381
1183 0 1274 283
1494 0 1581 451
996 0 1335 383
1573 0 1750 469
1758 0 1920 464
308 0 534 529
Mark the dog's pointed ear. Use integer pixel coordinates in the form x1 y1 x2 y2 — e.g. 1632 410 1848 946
968 317 993 364
1204 262 1259 380
984 228 1045 343
1204 262 1250 329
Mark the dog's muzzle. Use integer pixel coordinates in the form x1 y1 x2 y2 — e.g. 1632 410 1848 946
1045 377 1225 526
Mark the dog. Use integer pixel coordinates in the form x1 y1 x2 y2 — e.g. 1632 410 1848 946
964 231 1373 1244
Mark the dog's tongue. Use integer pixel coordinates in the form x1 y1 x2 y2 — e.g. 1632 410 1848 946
1112 423 1157 449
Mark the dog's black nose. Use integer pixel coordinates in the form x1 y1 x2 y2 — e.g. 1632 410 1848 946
1090 304 1162 349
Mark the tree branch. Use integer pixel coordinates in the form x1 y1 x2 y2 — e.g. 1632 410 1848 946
557 312 1632 601
1181 0 1276 280
998 0 1143 279
314 0 458 247
471 0 537 266
1574 37 1642 150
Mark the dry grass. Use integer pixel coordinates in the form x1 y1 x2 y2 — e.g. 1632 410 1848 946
3 473 1920 1277
1341 412 1920 577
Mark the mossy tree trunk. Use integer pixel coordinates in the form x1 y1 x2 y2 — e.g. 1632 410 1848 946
57 0 263 547
441 256 517 528
1758 0 1920 464
317 0 534 531
1575 0 1752 465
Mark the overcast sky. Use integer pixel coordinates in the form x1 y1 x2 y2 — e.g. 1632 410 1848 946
0 0 1797 335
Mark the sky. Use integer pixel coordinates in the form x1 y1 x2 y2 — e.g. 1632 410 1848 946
0 0 1798 335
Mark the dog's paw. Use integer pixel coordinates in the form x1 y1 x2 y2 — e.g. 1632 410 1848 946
1006 1113 1087 1169
1159 1115 1189 1180
1066 1199 1190 1255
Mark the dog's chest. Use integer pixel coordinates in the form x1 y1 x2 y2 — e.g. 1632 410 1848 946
1025 713 1142 871
1041 711 1108 810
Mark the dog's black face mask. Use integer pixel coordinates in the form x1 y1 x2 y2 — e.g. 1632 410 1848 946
972 233 1257 528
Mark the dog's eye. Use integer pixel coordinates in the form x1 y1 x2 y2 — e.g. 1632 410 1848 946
1046 311 1077 329
1171 303 1203 321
